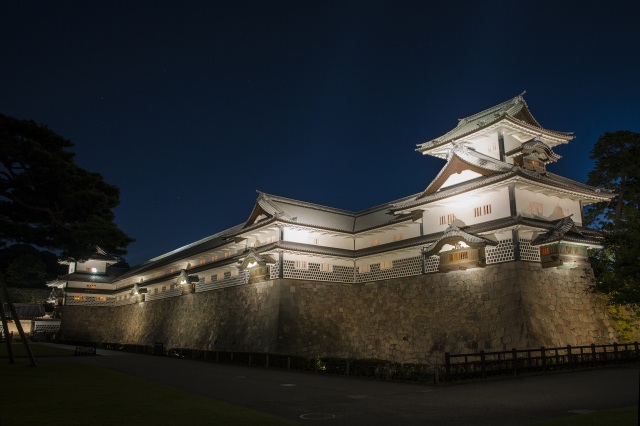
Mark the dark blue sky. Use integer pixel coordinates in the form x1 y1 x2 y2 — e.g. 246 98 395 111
2 1 638 265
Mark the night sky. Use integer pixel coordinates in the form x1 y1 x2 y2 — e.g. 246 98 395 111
2 1 639 266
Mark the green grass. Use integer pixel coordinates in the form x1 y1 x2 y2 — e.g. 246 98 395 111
0 361 298 426
0 342 75 358
526 406 637 425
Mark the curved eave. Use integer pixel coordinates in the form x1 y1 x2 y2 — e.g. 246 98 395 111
417 115 573 156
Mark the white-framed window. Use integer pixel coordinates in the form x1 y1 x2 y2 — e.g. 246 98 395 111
320 263 333 273
393 233 404 242
370 239 380 247
380 260 393 270
294 260 308 270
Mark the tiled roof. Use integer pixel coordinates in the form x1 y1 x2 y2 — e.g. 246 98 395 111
416 93 573 154
530 216 600 246
423 225 497 256
505 139 562 162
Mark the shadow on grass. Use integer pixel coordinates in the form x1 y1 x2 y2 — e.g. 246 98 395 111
0 342 75 358
0 361 298 426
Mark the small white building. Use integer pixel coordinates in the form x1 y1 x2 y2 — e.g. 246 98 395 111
48 94 614 308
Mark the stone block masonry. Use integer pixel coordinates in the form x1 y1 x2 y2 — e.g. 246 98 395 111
59 262 617 366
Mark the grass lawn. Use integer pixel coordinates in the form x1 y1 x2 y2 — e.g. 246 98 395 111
0 360 298 426
0 342 75 358
526 406 637 425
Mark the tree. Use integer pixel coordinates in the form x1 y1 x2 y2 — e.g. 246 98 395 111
585 131 640 305
0 114 134 259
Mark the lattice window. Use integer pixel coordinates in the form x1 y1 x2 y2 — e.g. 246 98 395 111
355 256 422 283
439 214 455 225
294 260 308 270
358 264 371 273
320 263 333 272
282 260 354 283
474 204 492 217
424 255 440 273
66 295 115 307
196 271 248 293
145 285 183 301
519 238 541 262
485 239 515 264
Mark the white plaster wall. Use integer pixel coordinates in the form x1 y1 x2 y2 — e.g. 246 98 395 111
283 227 352 250
76 260 107 274
354 224 419 250
515 188 583 224
422 187 511 233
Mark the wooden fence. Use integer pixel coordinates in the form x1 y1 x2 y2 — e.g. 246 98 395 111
444 342 639 382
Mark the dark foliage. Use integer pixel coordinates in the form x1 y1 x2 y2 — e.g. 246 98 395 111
586 131 640 305
0 114 133 260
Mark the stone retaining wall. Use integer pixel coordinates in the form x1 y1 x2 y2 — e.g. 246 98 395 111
59 262 618 366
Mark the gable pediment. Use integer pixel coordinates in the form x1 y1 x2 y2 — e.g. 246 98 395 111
419 145 513 198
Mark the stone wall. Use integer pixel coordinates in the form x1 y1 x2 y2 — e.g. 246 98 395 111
60 280 280 352
59 262 619 366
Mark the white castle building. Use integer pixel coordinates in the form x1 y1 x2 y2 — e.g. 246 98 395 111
49 94 613 310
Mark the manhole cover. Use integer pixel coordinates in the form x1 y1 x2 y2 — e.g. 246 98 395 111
300 413 336 420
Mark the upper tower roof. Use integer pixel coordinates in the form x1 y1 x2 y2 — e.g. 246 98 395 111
416 92 574 159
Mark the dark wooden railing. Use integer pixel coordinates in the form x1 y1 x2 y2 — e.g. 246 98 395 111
444 342 639 382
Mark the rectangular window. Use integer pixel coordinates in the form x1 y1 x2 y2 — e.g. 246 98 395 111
530 202 543 214
162 286 166 293
358 264 370 273
449 251 469 262
294 260 308 270
73 296 86 301
95 296 107 302
217 272 225 281
369 239 380 247
154 288 159 294
393 233 404 242
199 258 206 265
320 263 333 273
211 254 219 262
474 204 492 217
380 260 393 270
86 284 96 289
440 214 455 225
231 269 239 277
224 252 231 259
